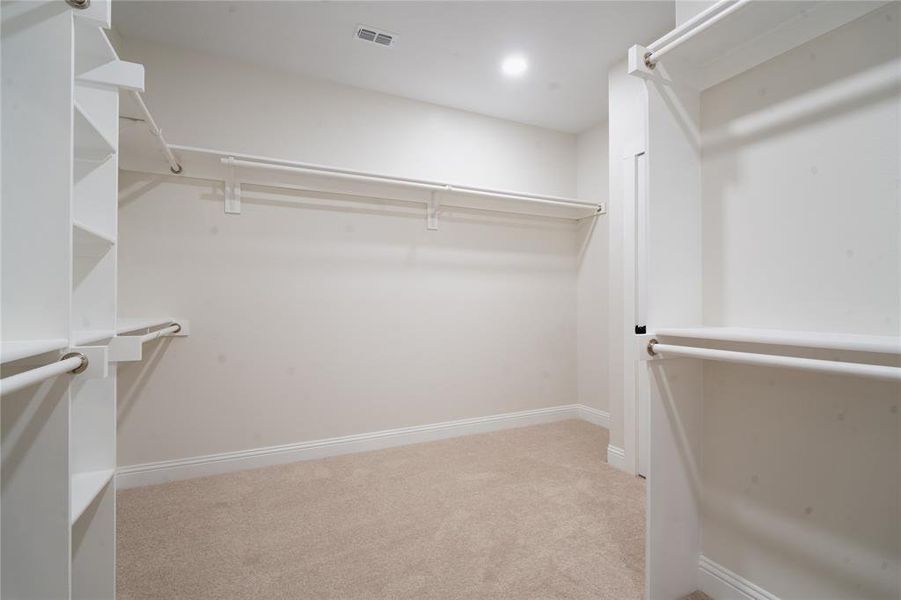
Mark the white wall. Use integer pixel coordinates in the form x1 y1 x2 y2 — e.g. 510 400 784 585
118 38 576 197
115 39 602 468
575 122 609 412
699 5 900 597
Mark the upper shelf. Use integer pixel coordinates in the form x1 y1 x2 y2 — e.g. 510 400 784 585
654 327 901 355
73 219 115 257
118 144 605 222
74 19 117 79
644 0 889 90
74 100 115 163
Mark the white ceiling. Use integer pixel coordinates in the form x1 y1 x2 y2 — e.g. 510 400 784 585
113 1 674 133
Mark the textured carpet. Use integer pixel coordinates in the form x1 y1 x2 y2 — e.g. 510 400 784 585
118 420 646 599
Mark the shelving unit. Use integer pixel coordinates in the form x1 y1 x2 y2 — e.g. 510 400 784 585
1 1 145 598
69 12 129 600
625 2 899 599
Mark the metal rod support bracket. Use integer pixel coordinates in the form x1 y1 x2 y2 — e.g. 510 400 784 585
109 321 188 363
67 346 109 379
224 156 242 214
427 188 446 231
61 352 89 374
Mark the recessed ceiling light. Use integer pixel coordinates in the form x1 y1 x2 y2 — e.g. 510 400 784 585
501 54 528 78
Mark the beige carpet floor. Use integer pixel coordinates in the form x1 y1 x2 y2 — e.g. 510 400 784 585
118 420 646 600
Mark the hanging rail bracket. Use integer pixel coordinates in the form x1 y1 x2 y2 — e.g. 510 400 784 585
65 346 108 379
224 157 242 214
109 320 189 363
427 188 447 231
628 45 657 80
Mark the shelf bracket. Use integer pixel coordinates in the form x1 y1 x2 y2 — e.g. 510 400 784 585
224 156 242 215
109 320 189 363
628 45 655 80
427 189 442 231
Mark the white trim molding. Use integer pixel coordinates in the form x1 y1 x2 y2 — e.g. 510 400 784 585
698 555 780 600
606 444 626 470
578 405 611 429
118 403 612 489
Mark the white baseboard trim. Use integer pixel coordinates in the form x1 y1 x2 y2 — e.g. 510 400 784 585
698 555 780 600
606 444 626 470
578 405 611 429
117 403 611 489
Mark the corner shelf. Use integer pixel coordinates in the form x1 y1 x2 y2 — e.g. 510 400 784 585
70 469 114 524
73 219 115 256
654 327 901 355
0 339 69 364
74 100 115 163
74 19 117 79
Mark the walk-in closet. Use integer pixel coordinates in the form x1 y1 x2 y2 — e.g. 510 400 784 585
2 1 898 599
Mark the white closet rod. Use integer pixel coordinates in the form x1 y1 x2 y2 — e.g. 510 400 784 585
221 157 600 211
647 341 901 382
132 323 181 345
0 353 88 396
644 0 753 67
129 91 183 174
646 0 737 52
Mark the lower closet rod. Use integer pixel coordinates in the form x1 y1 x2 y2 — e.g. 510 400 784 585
0 352 88 396
646 340 901 382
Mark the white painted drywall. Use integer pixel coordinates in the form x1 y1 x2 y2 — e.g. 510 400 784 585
576 122 610 412
117 38 577 197
115 39 602 467
699 5 900 597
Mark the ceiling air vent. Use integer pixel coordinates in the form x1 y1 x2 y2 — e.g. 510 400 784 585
355 25 397 47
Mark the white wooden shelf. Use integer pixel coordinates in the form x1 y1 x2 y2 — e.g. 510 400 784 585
117 318 175 334
74 100 115 162
654 327 901 355
645 1 887 90
73 219 115 256
75 83 117 148
0 339 69 364
74 19 117 78
70 469 114 524
119 145 606 222
77 60 144 91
